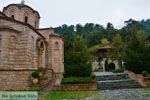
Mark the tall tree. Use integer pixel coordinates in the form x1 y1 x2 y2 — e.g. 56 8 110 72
109 33 124 67
123 32 150 73
106 22 114 30
64 36 92 77
122 19 144 41
76 24 83 34
106 22 117 42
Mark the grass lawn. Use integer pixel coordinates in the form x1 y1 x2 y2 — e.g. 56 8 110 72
41 91 98 100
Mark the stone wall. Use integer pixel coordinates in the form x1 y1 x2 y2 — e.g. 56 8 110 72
0 19 47 69
125 70 150 87
53 83 97 91
49 35 64 74
92 60 102 71
0 70 34 90
0 18 50 90
100 58 119 71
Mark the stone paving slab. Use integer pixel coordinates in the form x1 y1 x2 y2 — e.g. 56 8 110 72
94 72 127 76
94 72 114 76
86 88 150 100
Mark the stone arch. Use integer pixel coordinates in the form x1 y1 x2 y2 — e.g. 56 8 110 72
36 38 46 68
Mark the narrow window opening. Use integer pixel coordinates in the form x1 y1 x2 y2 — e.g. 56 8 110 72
54 42 59 50
25 16 28 23
35 21 37 28
0 35 1 47
11 15 14 19
0 50 1 60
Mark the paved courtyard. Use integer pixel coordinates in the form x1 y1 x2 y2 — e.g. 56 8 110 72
86 88 150 100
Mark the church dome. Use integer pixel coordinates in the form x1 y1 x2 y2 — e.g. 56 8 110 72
3 1 40 29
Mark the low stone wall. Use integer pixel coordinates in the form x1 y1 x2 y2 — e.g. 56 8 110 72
53 83 97 91
0 70 33 90
125 70 150 87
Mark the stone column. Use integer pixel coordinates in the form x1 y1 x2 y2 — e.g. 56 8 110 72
102 58 106 72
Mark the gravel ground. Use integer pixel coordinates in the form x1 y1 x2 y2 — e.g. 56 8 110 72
86 88 150 100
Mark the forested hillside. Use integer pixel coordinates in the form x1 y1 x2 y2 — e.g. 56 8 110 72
55 19 150 48
54 18 150 76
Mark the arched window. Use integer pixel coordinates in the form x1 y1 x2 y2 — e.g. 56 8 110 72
54 42 59 50
31 37 34 66
35 21 37 28
25 16 28 23
11 15 14 19
9 36 17 50
40 41 44 51
10 9 15 19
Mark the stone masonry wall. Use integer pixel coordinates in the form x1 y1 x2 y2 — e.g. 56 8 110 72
38 29 55 69
53 83 97 91
0 70 34 90
49 36 64 74
0 19 45 69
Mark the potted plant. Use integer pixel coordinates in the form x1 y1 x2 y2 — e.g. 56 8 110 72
32 71 39 85
91 73 96 83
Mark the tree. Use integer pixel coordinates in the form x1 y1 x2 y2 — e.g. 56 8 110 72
86 30 103 47
101 38 110 46
64 36 92 77
106 22 114 30
109 33 124 67
123 33 150 73
122 19 144 41
106 22 117 42
76 24 83 34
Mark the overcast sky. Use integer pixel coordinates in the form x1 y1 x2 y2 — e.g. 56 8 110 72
1 0 150 28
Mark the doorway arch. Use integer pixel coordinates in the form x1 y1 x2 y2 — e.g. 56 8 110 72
108 63 115 71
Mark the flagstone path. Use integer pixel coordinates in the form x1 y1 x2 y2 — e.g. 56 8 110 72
86 88 150 100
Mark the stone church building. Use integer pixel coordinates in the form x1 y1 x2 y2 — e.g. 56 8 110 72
0 1 64 90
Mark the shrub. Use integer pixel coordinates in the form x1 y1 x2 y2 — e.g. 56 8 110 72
29 87 42 91
91 73 96 80
141 71 149 77
32 71 39 78
113 68 125 73
61 77 91 84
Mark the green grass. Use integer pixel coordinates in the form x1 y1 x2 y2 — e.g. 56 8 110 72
43 91 98 100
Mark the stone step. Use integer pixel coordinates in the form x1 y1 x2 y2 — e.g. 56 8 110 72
97 79 141 90
96 73 129 81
